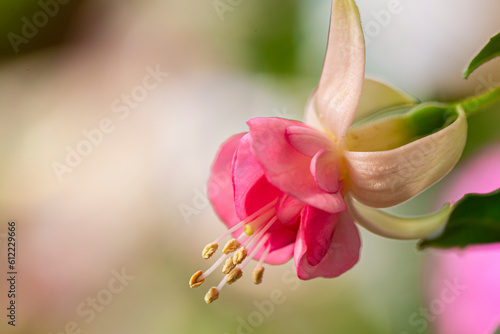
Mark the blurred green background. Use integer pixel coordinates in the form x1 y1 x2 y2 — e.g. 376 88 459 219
0 0 499 333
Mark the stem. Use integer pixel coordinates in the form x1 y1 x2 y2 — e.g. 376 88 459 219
454 86 500 117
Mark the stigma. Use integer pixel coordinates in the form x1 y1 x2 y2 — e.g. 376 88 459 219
189 200 277 303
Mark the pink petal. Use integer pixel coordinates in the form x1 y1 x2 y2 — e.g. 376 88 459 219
295 210 361 279
267 225 298 253
309 0 365 142
310 149 341 193
299 205 339 266
207 133 245 227
264 243 295 265
248 117 346 214
276 194 305 227
285 125 333 157
232 133 280 219
251 224 297 265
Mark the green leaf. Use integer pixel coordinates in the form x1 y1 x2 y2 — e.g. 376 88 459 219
419 189 500 249
494 325 500 334
464 32 500 79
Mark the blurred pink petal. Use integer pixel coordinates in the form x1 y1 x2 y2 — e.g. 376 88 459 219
426 144 500 334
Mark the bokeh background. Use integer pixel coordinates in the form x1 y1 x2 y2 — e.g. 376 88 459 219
0 0 499 333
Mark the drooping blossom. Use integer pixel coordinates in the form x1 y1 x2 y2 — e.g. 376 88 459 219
425 144 500 334
190 0 468 303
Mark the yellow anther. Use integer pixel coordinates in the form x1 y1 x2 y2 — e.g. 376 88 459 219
189 270 205 288
252 266 265 285
204 287 219 304
222 257 236 274
202 243 218 259
226 267 243 284
222 239 241 254
232 247 248 265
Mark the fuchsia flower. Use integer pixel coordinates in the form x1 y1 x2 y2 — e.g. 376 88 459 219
190 0 468 303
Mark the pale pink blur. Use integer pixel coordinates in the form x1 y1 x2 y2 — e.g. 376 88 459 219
427 144 500 334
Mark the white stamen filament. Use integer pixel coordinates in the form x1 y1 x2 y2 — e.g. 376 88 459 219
200 254 228 280
216 274 227 291
256 244 270 269
252 244 269 285
213 199 277 243
241 235 269 269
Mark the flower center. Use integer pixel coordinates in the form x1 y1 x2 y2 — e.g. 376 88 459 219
189 199 278 303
